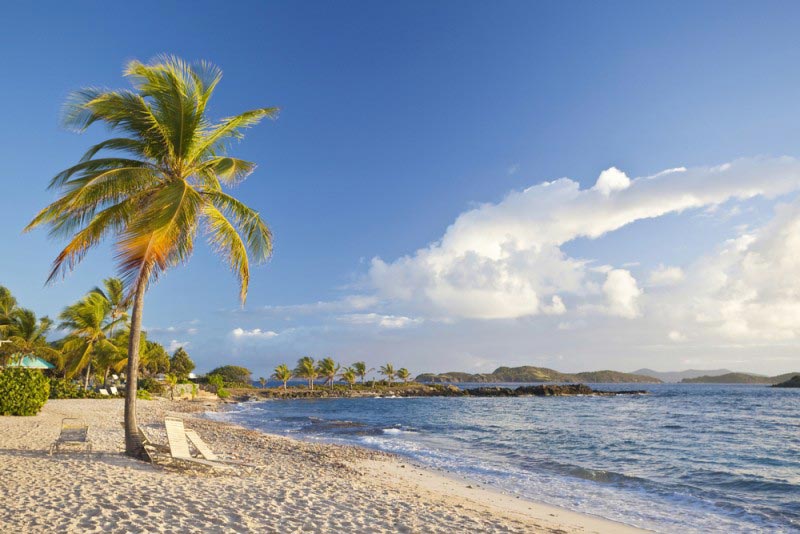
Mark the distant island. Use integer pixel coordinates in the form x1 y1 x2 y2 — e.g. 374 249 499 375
415 366 662 384
681 372 800 384
773 375 800 388
632 368 733 383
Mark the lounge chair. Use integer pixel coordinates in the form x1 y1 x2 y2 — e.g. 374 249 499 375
109 386 119 395
98 388 109 396
185 428 257 473
49 418 92 455
163 417 237 473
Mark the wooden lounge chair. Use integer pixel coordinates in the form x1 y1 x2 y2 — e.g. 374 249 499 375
163 417 237 473
50 418 92 455
185 428 257 473
109 386 119 395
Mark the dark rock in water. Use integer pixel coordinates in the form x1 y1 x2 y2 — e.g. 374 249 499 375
772 375 800 388
463 383 647 397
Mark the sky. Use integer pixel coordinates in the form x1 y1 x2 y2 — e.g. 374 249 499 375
3 1 800 377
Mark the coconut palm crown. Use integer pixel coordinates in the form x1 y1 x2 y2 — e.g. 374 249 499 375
25 56 277 457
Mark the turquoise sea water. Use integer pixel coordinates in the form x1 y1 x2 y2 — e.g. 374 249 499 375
208 383 799 533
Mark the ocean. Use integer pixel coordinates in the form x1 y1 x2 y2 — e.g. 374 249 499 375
207 383 799 533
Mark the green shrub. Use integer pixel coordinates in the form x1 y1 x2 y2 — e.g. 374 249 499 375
0 369 51 416
206 365 252 386
49 378 83 399
138 377 165 396
207 374 230 398
137 389 152 400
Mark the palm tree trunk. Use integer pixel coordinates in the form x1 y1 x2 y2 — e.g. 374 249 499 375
124 274 148 458
84 362 92 390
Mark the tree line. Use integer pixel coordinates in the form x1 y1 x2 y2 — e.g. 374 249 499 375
0 280 195 388
265 358 411 390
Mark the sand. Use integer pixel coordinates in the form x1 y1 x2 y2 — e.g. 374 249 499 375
0 399 647 533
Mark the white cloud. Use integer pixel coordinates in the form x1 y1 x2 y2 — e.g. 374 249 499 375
592 167 631 196
648 265 685 286
369 157 800 321
232 328 279 339
602 269 642 318
668 330 687 342
339 313 422 329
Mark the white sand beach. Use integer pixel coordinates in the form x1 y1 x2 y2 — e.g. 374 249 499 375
0 399 646 533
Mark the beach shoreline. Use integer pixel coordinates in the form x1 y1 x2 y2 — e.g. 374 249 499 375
0 398 647 533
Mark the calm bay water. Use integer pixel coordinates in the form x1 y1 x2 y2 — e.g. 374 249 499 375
208 383 799 533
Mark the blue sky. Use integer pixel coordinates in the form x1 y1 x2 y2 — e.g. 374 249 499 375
3 1 800 376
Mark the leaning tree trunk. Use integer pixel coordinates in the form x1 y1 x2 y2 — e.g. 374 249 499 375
84 362 92 390
124 275 147 458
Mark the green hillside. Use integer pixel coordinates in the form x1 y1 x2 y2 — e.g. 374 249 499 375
416 366 662 384
682 372 800 384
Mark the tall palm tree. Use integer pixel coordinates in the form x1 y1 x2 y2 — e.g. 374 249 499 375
340 367 357 390
294 357 318 391
397 368 411 383
26 57 276 457
379 363 396 385
352 361 374 384
316 357 340 390
272 364 292 390
59 293 117 389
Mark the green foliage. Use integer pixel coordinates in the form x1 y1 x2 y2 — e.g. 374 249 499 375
272 364 293 389
137 389 152 400
49 377 83 399
0 369 51 416
137 376 164 395
142 340 170 375
207 365 251 386
294 356 318 390
169 347 195 381
206 373 229 398
191 383 199 399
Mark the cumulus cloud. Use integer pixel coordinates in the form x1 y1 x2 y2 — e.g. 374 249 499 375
232 328 279 339
368 157 800 321
668 330 687 342
648 265 685 287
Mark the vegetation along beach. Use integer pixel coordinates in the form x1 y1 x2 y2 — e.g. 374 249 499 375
2 3 800 533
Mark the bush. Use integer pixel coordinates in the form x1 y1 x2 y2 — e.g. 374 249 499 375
49 378 83 399
138 377 165 396
0 369 51 416
206 365 252 387
137 389 152 400
207 374 230 399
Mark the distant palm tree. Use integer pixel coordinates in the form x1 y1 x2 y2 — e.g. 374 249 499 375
379 363 396 385
340 367 357 390
259 376 267 389
165 373 178 400
317 357 340 390
294 357 318 390
352 361 374 384
59 293 117 389
397 368 410 383
272 364 293 390
26 56 277 457
90 277 129 337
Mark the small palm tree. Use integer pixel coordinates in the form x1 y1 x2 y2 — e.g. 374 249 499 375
293 357 318 391
340 367 357 390
352 361 374 384
259 376 267 389
26 57 277 457
165 373 178 400
90 277 129 337
379 363 396 386
59 292 118 389
397 368 410 383
316 357 340 390
272 364 293 390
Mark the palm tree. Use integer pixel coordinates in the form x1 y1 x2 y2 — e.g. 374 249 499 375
352 361 374 384
1 305 62 370
59 293 117 389
26 57 277 457
258 376 267 389
272 364 293 390
397 368 411 383
379 363 396 385
316 357 340 390
340 367 357 390
91 277 129 337
294 357 318 391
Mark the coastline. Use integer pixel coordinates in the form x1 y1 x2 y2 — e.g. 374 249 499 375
0 398 647 533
